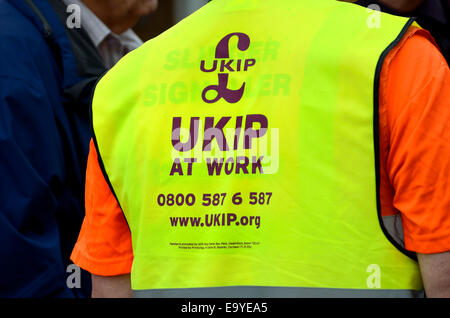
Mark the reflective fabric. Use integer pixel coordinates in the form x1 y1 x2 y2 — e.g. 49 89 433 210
133 286 424 298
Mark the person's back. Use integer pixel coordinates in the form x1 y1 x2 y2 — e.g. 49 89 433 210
73 0 450 297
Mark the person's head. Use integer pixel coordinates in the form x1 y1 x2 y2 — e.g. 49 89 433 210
339 0 426 13
376 0 425 13
82 0 158 34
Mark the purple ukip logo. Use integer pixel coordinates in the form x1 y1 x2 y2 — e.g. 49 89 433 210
201 32 256 104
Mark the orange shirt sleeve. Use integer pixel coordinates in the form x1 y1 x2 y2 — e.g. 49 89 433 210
70 140 133 276
379 27 450 254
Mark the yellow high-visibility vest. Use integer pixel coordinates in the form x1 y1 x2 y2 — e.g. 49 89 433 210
92 0 423 297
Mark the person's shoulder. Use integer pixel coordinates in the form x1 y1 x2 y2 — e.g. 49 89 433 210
391 26 447 72
0 0 45 40
0 1 46 57
382 26 448 106
0 0 56 79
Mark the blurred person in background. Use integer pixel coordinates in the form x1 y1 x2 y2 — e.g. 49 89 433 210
0 0 157 297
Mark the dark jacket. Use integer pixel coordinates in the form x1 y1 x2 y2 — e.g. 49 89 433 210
0 0 106 297
356 0 450 64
